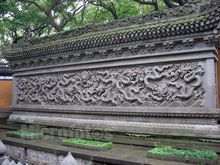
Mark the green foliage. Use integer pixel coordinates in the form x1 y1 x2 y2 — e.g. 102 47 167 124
148 146 218 160
0 0 188 54
7 130 44 139
63 138 113 149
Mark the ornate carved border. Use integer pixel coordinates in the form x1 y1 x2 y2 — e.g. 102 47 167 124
9 36 218 71
12 106 220 119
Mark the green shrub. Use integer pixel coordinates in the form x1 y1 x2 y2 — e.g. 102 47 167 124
147 146 217 160
7 130 43 139
63 138 113 149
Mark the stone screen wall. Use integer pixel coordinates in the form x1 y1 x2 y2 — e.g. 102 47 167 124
4 0 220 138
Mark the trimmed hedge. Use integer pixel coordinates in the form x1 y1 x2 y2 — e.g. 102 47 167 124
62 138 113 151
7 130 43 140
146 146 218 164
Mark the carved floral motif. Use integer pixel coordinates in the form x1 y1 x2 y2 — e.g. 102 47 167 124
16 62 205 107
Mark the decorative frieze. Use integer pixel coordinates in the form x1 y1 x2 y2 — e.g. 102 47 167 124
16 62 205 107
9 37 213 71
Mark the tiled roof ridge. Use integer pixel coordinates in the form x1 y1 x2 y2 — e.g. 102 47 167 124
3 0 220 59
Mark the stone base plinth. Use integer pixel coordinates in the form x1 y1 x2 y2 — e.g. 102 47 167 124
8 106 220 139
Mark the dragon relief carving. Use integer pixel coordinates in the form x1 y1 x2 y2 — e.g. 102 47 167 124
16 62 205 107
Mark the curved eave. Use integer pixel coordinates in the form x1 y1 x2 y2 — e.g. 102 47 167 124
3 3 220 60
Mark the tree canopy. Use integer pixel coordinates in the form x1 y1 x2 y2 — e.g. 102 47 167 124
0 0 189 54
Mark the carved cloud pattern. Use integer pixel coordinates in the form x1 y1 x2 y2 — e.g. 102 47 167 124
16 62 205 107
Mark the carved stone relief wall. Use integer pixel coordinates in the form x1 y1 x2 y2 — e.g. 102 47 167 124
16 62 205 107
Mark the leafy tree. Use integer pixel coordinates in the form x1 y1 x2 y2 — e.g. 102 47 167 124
0 0 189 54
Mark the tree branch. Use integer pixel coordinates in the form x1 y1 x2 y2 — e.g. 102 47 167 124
133 0 159 11
88 0 118 19
18 0 48 13
18 0 71 32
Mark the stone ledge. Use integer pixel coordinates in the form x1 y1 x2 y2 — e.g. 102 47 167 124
8 115 220 139
11 105 220 117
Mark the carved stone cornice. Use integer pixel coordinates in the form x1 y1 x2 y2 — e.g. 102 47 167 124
11 106 220 119
8 35 219 72
3 0 220 66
